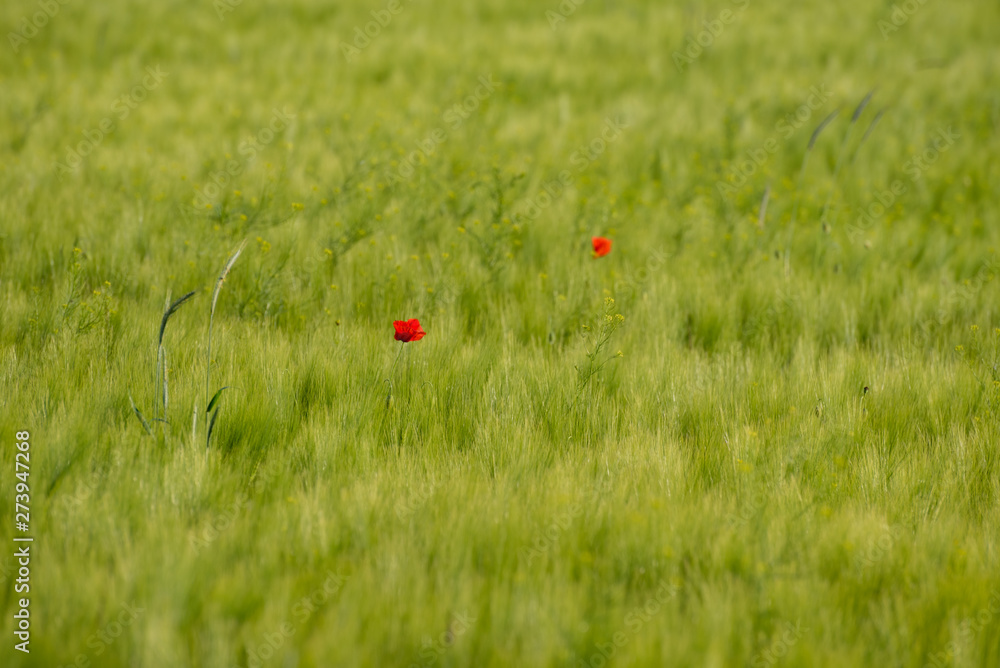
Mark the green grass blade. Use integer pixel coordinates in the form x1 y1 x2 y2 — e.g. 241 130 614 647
207 386 230 414
158 290 197 347
128 391 153 435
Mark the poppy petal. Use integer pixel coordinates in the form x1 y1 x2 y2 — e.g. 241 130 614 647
392 318 425 342
591 236 612 257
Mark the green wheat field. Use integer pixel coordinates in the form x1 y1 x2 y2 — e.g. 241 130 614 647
2 0 1000 666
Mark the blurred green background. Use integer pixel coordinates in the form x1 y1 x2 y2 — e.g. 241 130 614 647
1 0 999 666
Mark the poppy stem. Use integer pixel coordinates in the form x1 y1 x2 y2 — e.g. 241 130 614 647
385 342 405 408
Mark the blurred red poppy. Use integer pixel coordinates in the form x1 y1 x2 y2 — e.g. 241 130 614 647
592 236 612 258
393 319 426 342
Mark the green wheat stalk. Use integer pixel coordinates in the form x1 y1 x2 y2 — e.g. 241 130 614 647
155 289 196 423
850 108 885 165
820 89 875 227
129 391 152 435
785 108 839 273
206 240 246 450
789 108 840 229
757 183 771 230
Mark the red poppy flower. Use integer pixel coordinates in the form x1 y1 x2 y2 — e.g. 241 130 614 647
592 236 612 258
393 319 426 342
